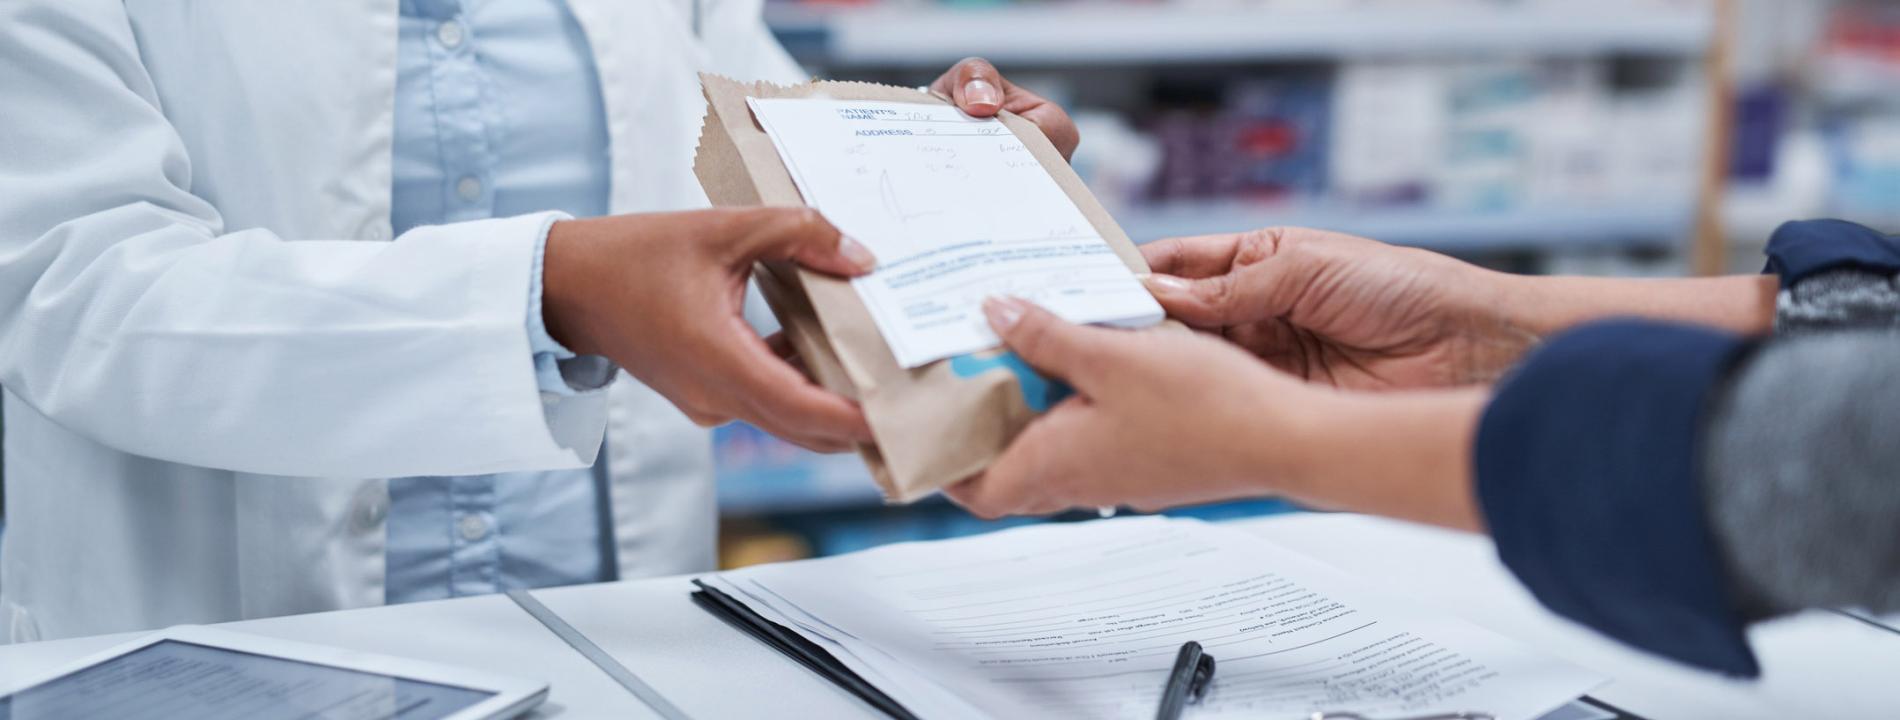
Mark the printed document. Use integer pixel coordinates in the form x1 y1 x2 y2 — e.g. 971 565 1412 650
702 517 1603 720
747 98 1164 368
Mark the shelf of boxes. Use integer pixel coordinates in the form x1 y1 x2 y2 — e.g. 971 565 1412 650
770 2 1715 253
1115 200 1695 253
768 2 1714 68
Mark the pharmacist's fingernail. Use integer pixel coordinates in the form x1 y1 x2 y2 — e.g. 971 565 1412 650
1142 274 1190 293
983 296 1027 332
963 79 1001 110
840 236 878 272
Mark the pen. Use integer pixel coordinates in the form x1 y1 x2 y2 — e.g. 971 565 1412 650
1155 640 1216 720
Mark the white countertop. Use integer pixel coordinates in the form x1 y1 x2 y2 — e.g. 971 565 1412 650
2 513 1894 718
0 593 660 719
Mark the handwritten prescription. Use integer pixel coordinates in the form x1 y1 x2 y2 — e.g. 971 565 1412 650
748 98 1163 368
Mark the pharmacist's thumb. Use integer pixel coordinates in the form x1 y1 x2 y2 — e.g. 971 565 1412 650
982 297 1115 390
747 208 878 277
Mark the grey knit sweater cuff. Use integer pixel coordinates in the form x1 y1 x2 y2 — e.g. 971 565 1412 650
1775 268 1900 334
1703 269 1900 618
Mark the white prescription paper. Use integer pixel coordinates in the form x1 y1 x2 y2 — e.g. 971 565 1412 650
747 98 1164 368
704 518 1604 720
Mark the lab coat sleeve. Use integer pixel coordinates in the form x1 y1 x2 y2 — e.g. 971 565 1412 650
0 2 608 478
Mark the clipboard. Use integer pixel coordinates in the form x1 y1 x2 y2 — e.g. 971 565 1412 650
690 580 921 720
690 579 1650 720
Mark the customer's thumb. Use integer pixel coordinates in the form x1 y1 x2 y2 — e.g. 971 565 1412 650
981 297 1115 390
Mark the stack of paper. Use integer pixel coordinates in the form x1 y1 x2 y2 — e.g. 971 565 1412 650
701 517 1605 719
747 98 1164 368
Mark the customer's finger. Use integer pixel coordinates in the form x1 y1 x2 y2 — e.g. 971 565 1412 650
1222 321 1312 378
1140 234 1246 278
1142 261 1299 328
982 297 1127 392
942 476 1019 520
956 400 1092 517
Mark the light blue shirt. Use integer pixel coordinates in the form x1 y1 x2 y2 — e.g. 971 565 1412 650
386 0 616 603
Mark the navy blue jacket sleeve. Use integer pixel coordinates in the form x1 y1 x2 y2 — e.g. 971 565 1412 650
1475 320 1762 676
1476 219 1899 677
1763 219 1900 282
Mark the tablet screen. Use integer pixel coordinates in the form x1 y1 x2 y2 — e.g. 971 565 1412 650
0 640 497 720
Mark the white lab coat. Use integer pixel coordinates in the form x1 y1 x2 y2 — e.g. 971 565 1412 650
0 0 802 642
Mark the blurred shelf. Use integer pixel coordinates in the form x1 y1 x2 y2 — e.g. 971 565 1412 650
726 495 1308 561
1115 200 1695 252
1814 53 1900 107
714 421 891 516
1720 181 1818 247
768 3 1713 68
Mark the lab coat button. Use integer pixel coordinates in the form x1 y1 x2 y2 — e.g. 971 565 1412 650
436 21 465 50
456 176 483 202
353 488 388 531
458 514 489 541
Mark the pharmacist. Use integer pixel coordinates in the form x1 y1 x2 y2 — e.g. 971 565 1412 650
0 0 1071 642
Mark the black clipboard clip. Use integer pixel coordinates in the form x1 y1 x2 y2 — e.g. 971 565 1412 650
690 579 921 720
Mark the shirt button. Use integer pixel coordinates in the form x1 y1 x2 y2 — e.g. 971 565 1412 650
352 486 388 532
458 514 489 542
456 176 483 202
436 20 465 50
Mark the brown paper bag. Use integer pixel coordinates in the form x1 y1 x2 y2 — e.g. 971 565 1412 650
694 74 1156 503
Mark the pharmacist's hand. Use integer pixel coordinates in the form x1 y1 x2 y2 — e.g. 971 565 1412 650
1140 227 1537 390
944 298 1325 517
932 57 1079 161
542 208 876 452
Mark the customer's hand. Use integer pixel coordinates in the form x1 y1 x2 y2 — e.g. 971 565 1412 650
932 57 1079 160
944 297 1488 531
541 208 876 452
1140 228 1537 390
944 298 1324 516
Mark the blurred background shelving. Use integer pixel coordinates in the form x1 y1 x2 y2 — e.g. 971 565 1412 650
769 0 1728 258
766 2 1716 65
710 0 1899 568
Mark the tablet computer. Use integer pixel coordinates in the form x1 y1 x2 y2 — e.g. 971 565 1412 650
0 625 547 720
